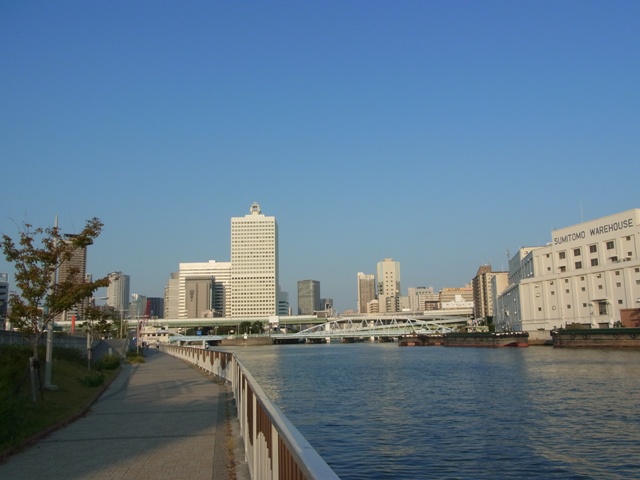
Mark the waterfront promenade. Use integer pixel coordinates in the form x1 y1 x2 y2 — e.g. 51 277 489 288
0 350 248 480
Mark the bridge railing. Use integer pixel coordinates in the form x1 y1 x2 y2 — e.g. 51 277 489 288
162 345 340 480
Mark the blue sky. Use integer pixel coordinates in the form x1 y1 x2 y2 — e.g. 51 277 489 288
1 1 639 314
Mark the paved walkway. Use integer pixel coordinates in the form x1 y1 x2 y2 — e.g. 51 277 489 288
0 350 248 480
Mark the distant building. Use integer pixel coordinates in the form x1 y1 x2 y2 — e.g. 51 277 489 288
129 293 147 319
495 208 640 341
321 298 334 316
178 261 231 318
0 273 8 330
298 280 321 315
231 203 278 318
357 272 376 314
440 286 473 304
377 258 401 313
164 272 179 319
54 234 90 323
472 266 507 320
107 272 130 318
278 290 291 316
407 287 437 312
147 297 164 319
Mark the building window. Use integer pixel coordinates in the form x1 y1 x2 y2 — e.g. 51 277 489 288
559 252 566 259
538 307 542 311
589 245 597 253
598 302 608 315
559 266 566 273
618 299 623 305
616 282 621 287
574 248 581 256
606 241 615 250
567 305 571 309
575 261 582 269
591 258 599 267
598 285 603 290
551 291 555 295
565 289 570 293
581 287 586 292
615 270 620 276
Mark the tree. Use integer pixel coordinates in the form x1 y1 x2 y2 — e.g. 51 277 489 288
2 217 110 362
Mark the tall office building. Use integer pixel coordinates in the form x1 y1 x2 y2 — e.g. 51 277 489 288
54 234 90 322
298 280 320 315
106 272 130 318
377 258 401 313
164 272 180 319
231 203 278 318
357 272 376 314
472 266 507 320
178 261 231 318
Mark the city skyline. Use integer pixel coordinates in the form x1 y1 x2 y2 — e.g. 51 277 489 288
1 2 639 313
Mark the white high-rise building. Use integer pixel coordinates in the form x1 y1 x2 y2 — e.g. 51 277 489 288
231 203 278 318
107 272 130 318
178 261 231 318
377 258 401 313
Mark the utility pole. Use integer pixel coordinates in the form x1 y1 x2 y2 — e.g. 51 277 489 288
44 215 58 391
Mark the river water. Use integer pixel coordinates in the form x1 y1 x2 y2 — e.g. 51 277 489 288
233 343 640 479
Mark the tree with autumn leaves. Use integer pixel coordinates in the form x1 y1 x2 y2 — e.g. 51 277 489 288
2 217 110 361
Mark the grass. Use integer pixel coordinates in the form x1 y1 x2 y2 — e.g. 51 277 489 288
0 345 120 457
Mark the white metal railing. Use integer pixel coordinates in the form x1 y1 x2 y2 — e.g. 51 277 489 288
163 345 340 480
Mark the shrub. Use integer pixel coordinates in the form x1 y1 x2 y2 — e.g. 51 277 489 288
94 354 121 371
77 372 105 388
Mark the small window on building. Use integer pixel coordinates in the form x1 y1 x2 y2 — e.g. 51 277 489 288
567 305 571 309
606 241 615 250
598 285 603 290
581 287 586 292
574 248 581 256
551 291 555 295
538 307 542 311
591 259 599 267
618 299 623 305
615 271 620 276
575 261 582 269
616 282 621 287
559 266 566 273
565 279 569 283
559 251 566 259
589 245 597 253
598 302 608 315
565 289 570 293
582 303 588 307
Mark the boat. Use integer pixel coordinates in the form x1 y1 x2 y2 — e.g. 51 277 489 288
443 331 529 348
551 328 640 348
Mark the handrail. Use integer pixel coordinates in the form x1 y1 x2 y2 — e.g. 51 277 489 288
163 345 340 480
